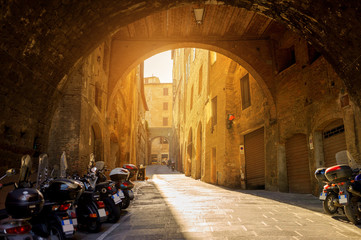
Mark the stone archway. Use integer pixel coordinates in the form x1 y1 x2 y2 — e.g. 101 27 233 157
150 136 170 165
2 1 361 170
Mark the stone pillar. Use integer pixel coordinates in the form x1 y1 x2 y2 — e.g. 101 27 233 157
277 143 288 192
343 106 361 165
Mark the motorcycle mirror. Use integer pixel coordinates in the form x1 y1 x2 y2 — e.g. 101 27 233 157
6 168 15 176
0 168 15 182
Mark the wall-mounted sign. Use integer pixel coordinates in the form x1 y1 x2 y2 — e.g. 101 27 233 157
240 145 244 154
309 135 314 150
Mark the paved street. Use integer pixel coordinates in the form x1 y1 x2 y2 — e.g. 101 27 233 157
77 165 361 240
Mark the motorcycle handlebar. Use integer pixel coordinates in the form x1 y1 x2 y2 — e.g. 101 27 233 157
0 181 15 189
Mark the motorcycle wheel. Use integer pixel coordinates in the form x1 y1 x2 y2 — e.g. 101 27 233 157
121 192 131 209
323 192 338 215
49 222 66 240
344 196 361 225
86 203 102 233
104 197 121 223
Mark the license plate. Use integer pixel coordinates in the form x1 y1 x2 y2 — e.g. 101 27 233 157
339 194 348 204
98 208 106 217
112 193 121 204
319 192 327 200
118 190 125 198
61 219 74 233
72 218 77 226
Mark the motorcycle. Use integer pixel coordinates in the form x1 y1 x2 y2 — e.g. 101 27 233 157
1 155 44 240
315 167 342 215
324 164 361 224
73 154 109 232
109 164 137 210
92 159 121 223
0 168 33 240
32 152 83 240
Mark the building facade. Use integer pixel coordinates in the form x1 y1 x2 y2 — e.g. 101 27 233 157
172 43 361 195
47 40 148 175
144 77 173 164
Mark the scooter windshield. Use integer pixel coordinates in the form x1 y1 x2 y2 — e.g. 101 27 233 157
95 161 105 171
89 153 95 170
60 151 68 178
36 153 49 189
18 155 32 183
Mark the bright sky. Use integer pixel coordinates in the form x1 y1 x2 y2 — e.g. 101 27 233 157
144 50 173 83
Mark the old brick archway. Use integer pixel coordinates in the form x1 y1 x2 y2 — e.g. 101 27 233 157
1 1 361 169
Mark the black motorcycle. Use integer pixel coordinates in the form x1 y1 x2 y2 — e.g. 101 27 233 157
315 167 342 215
73 154 110 232
324 165 361 224
93 159 121 223
1 155 44 240
32 153 83 240
0 167 34 240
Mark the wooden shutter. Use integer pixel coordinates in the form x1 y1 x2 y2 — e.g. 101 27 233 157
245 127 265 189
286 134 311 193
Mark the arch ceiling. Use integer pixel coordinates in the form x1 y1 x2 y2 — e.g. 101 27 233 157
1 0 361 148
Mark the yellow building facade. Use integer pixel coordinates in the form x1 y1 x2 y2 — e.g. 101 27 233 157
144 77 173 164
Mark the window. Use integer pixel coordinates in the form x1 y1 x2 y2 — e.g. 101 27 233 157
240 74 251 110
307 43 321 64
102 43 109 74
163 102 168 110
276 45 296 72
95 82 102 110
163 117 168 126
163 88 168 96
198 65 203 95
323 125 344 139
212 96 217 126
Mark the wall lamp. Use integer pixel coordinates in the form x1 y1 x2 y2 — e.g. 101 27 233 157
193 8 205 24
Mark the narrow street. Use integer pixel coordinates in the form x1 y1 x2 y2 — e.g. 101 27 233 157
78 165 361 240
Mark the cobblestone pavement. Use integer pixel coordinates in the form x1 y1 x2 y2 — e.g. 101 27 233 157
77 165 361 240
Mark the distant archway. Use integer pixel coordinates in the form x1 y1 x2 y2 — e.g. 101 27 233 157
150 136 169 165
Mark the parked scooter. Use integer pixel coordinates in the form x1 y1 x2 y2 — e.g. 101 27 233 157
33 153 83 240
72 154 108 232
0 155 44 240
109 168 131 210
110 164 137 210
315 167 342 215
0 168 33 240
325 164 361 224
92 159 121 223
